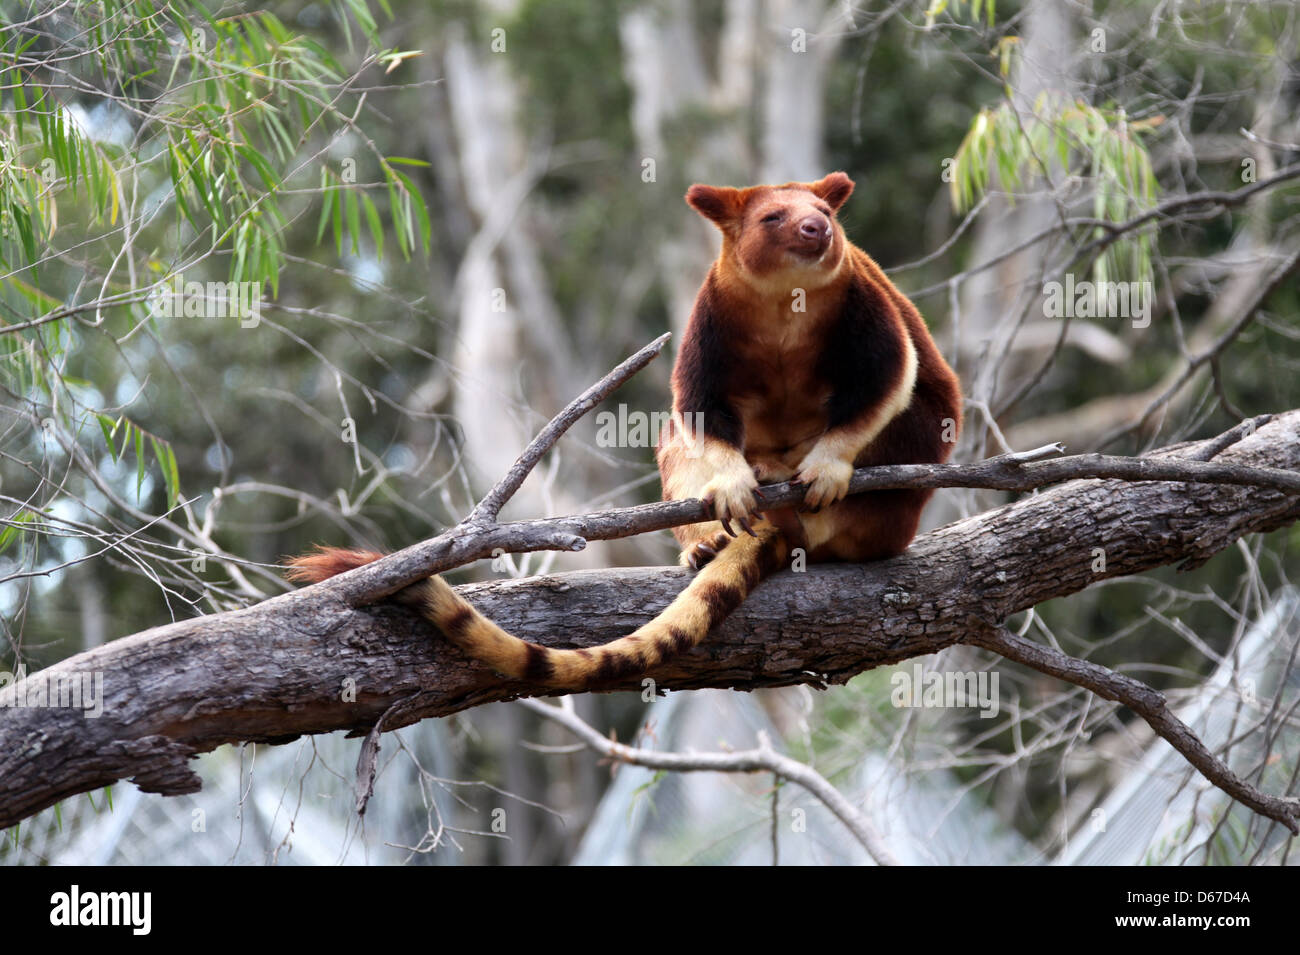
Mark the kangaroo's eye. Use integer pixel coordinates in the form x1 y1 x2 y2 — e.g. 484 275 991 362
761 212 783 223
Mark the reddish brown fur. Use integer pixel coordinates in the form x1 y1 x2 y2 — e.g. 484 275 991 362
659 171 961 566
286 172 959 692
284 547 385 583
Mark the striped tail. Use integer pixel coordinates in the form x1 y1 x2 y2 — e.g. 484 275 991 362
285 528 789 691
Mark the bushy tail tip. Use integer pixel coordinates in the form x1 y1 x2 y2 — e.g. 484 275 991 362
283 546 386 583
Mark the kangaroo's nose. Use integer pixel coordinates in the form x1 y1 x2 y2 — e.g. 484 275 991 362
799 215 829 240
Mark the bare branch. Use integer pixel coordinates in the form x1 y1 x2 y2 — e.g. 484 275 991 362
516 697 899 866
1073 162 1300 251
964 624 1300 833
1097 245 1300 448
910 163 1300 302
467 334 672 525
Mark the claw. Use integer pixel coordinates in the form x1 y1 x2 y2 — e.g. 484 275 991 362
688 533 729 570
753 486 767 503
720 518 737 537
738 517 756 537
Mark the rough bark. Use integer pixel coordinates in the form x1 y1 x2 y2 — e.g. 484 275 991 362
1 411 1298 831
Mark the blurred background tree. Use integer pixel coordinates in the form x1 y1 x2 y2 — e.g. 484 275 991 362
1 0 1297 864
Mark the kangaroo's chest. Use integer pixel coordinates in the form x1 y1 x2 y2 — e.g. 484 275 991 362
729 315 833 476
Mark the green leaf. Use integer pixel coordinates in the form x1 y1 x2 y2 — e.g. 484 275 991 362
233 220 249 285
392 170 429 253
263 111 294 162
97 413 117 459
298 36 343 77
332 184 343 256
316 180 334 244
924 0 949 29
264 230 281 297
249 225 265 287
236 144 281 191
35 88 50 143
361 191 383 260
15 207 37 265
344 186 361 255
135 426 145 499
151 437 180 509
5 275 61 310
12 79 26 135
343 0 380 42
0 508 35 554
68 135 81 194
387 177 408 258
87 140 103 211
261 12 291 44
243 14 269 64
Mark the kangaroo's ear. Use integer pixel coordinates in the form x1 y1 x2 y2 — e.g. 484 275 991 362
810 171 854 213
685 184 744 228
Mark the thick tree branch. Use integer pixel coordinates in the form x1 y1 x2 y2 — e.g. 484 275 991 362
304 335 1295 614
2 410 1298 831
327 420 1299 607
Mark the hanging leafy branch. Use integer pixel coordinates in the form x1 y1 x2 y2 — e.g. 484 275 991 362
949 39 1162 286
1 0 428 302
0 0 430 576
925 0 998 30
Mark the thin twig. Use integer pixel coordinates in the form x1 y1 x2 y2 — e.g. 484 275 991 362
964 623 1300 834
908 163 1300 302
466 333 671 525
516 697 899 866
1097 245 1300 449
1185 414 1273 463
354 693 423 816
770 773 780 866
